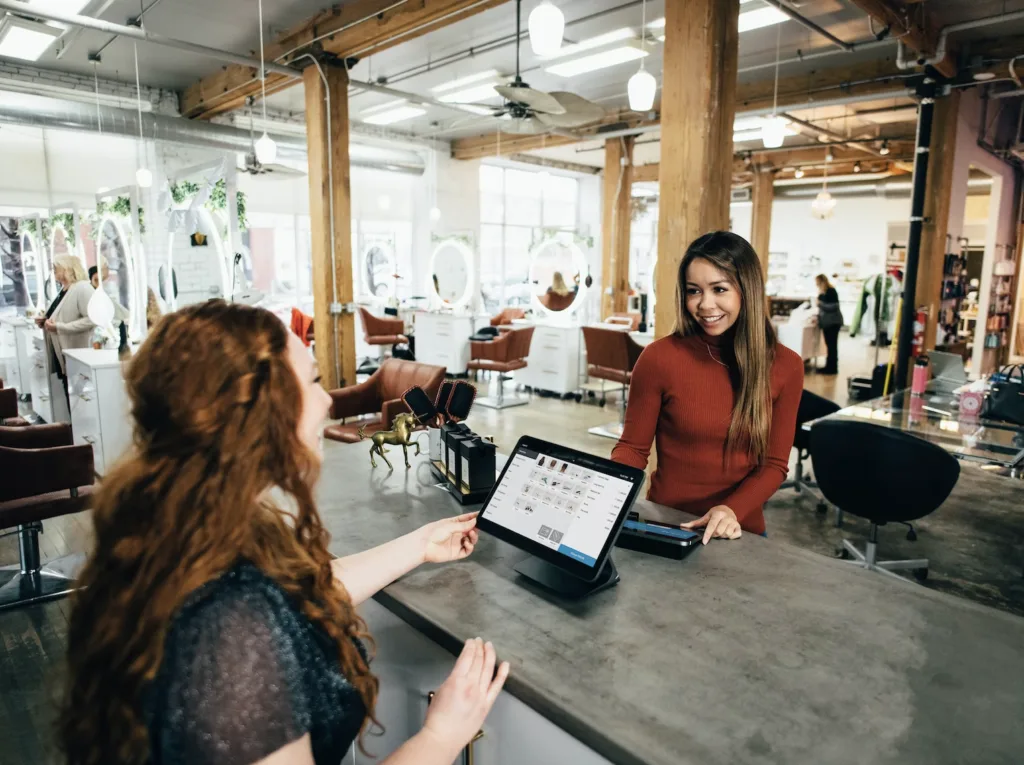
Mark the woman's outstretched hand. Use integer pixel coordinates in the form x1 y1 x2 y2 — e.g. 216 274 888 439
420 512 480 564
680 505 742 544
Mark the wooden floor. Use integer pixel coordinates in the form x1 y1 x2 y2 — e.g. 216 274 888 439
3 330 1022 764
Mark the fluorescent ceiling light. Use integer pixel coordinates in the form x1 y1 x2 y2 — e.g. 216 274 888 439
733 125 796 143
436 82 502 105
648 4 787 35
0 15 61 61
546 45 647 78
431 69 501 93
362 104 427 125
24 0 92 13
541 27 636 61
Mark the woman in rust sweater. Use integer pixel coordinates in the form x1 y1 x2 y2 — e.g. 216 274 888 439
611 231 803 543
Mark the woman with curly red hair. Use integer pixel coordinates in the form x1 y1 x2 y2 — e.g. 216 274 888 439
59 300 508 765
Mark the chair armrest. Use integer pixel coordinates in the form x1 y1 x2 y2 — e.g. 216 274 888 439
0 388 17 419
0 423 74 449
471 331 511 362
329 377 380 420
381 398 410 428
0 444 95 502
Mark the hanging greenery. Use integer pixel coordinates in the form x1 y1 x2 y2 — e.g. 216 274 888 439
96 196 146 233
50 213 77 246
430 231 476 248
530 227 595 252
169 178 248 231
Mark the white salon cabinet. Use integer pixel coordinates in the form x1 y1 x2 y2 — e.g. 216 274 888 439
348 599 613 765
415 313 482 375
29 327 72 423
0 315 22 392
516 322 582 396
64 349 132 476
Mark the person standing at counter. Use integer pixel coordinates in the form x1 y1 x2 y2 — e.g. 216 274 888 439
41 255 95 402
815 273 843 375
59 300 509 765
611 232 803 542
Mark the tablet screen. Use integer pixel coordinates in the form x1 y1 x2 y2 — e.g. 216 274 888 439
483 442 637 567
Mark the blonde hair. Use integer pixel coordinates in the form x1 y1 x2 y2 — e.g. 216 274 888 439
676 231 777 463
551 271 571 296
815 273 832 291
53 255 89 284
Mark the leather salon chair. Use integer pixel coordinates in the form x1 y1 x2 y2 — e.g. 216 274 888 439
581 326 644 439
469 326 535 410
490 307 526 327
606 313 641 331
324 358 446 444
809 419 960 582
357 306 408 376
1 386 30 427
779 390 841 511
0 422 95 610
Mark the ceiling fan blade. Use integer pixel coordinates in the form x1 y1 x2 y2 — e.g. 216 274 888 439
546 92 606 124
494 84 566 115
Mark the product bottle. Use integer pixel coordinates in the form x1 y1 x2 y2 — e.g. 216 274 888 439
911 353 929 396
117 322 131 361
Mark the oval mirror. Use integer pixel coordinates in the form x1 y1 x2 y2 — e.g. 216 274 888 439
20 231 42 311
98 216 138 327
529 237 586 317
429 238 473 309
361 242 395 300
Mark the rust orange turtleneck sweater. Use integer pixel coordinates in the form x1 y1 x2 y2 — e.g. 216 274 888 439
611 330 803 535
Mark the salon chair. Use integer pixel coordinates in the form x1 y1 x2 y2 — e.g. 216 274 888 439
581 326 644 439
324 358 446 444
357 307 408 375
490 307 526 327
779 390 841 510
0 422 94 610
1 386 29 427
809 419 959 583
469 327 535 410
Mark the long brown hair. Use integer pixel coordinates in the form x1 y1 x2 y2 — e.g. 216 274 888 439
675 231 777 462
59 300 378 765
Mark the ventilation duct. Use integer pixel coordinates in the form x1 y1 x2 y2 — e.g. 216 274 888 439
775 176 994 200
0 90 425 175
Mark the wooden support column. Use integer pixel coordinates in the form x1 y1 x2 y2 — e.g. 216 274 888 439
917 90 961 352
304 63 355 390
750 169 775 276
602 136 635 319
654 0 739 337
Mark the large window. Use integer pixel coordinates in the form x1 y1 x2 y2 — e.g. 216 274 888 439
479 164 579 312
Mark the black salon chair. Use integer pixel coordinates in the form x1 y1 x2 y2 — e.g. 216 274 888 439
779 390 841 511
809 419 960 582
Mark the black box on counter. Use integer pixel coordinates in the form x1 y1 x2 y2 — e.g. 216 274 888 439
459 437 497 494
440 422 471 476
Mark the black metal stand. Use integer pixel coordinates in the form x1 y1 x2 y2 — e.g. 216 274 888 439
513 556 619 599
0 524 83 611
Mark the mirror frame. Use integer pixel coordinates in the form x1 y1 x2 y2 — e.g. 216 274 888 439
360 240 396 303
528 237 588 319
20 230 45 313
97 214 144 336
428 237 475 311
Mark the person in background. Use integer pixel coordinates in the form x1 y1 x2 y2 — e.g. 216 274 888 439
89 264 130 326
541 271 575 312
42 255 95 401
611 231 803 542
815 274 843 375
60 300 508 765
146 286 163 329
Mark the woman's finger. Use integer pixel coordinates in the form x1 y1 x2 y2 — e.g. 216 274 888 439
467 637 484 681
454 638 477 677
680 512 710 530
486 661 511 705
479 642 497 693
703 515 724 545
729 526 742 539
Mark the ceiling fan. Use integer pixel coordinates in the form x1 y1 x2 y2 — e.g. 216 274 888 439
485 0 606 134
238 100 306 179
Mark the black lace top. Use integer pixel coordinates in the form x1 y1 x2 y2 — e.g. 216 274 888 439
145 563 366 765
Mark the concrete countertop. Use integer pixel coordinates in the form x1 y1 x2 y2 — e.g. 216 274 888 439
316 442 1024 765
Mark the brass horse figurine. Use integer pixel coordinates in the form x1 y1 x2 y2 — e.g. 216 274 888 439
358 412 422 469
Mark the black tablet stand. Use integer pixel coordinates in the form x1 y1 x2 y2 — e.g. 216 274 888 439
513 556 620 599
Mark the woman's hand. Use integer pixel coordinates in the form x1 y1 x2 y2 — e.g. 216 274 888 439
422 638 509 756
34 315 46 328
680 505 742 544
44 319 57 333
420 512 479 564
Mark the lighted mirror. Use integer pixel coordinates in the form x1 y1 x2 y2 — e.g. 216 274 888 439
361 242 395 300
164 207 230 310
20 231 44 311
528 237 587 317
98 216 139 329
429 238 473 309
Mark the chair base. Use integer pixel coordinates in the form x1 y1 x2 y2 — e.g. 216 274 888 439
0 524 85 611
476 395 529 410
838 539 928 584
588 422 624 439
779 458 829 511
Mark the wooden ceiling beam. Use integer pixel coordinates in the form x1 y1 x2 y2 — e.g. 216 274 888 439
845 0 956 78
180 0 508 119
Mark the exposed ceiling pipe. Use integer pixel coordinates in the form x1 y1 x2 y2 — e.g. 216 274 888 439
738 39 893 75
0 0 301 78
760 0 855 52
350 79 493 118
0 91 425 175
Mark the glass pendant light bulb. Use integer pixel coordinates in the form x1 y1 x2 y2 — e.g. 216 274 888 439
429 206 441 222
627 67 657 112
811 189 836 219
528 1 564 57
760 116 788 149
255 132 277 164
136 167 153 188
87 285 115 326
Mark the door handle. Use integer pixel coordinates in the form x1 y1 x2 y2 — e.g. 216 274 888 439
426 691 484 765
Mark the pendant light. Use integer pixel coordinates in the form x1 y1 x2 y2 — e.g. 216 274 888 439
132 42 152 188
811 150 836 219
627 0 656 112
760 24 787 149
528 0 563 57
428 150 441 223
254 0 277 165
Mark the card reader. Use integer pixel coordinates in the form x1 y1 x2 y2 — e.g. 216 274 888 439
614 512 701 559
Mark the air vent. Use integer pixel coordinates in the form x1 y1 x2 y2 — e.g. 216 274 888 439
731 188 751 203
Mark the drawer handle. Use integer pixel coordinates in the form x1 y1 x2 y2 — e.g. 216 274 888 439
82 435 96 444
77 395 92 402
542 345 559 350
39 395 49 402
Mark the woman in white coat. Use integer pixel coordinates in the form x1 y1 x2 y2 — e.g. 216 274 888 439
41 255 96 399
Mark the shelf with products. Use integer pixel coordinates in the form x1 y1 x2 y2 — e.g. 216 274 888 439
937 236 970 348
983 244 1017 354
